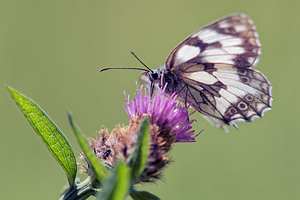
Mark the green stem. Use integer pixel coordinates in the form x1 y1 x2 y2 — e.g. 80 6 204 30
60 177 98 200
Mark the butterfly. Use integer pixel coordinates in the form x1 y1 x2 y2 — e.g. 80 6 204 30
138 14 272 131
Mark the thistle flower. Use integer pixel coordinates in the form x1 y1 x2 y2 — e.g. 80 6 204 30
80 86 200 183
124 85 198 143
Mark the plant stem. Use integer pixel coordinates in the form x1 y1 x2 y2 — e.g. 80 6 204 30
59 177 98 200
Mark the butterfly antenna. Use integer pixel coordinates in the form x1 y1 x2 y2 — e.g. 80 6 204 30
131 51 153 72
99 52 153 72
100 67 148 72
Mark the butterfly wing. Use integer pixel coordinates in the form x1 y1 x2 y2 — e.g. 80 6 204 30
178 64 272 127
140 14 271 129
166 14 261 70
163 14 271 128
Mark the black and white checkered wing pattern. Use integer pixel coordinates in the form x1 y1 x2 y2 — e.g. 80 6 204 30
166 14 261 70
163 14 271 129
179 64 272 127
140 14 272 130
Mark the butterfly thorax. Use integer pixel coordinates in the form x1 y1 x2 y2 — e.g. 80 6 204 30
162 70 182 94
149 65 183 95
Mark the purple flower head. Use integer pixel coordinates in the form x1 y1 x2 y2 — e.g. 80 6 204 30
79 85 201 183
124 85 200 143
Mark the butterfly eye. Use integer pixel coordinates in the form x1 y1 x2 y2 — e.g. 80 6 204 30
150 73 158 80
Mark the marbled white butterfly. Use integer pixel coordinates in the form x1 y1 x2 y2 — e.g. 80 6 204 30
139 14 272 131
101 14 272 131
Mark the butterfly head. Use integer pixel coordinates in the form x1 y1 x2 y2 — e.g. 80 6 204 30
139 65 167 95
144 65 166 82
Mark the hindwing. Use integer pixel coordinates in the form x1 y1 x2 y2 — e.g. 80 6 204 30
177 64 272 127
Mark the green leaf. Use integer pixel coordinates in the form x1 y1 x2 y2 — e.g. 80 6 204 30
128 117 150 180
130 189 161 200
67 110 107 182
97 162 131 200
7 86 77 186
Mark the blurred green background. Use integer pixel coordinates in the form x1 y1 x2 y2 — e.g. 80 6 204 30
1 0 299 199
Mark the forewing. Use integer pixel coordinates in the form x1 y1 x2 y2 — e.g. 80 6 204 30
180 64 272 125
166 14 261 69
